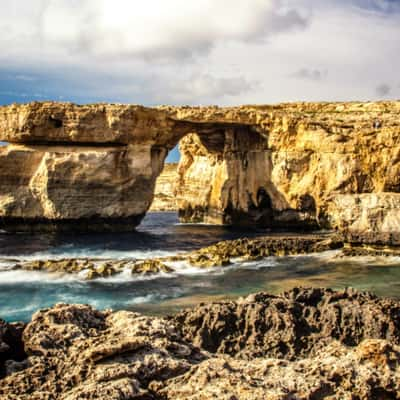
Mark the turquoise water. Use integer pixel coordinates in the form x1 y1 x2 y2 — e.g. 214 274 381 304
1 213 400 322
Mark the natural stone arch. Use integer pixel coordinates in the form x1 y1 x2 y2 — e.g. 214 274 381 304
0 103 266 231
0 100 400 236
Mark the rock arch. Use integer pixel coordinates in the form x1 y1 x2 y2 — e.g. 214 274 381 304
0 101 400 235
0 103 266 231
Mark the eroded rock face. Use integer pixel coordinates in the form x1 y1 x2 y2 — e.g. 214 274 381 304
174 287 400 360
149 163 178 211
0 143 164 231
0 102 179 145
1 288 400 399
176 129 277 226
173 102 400 232
1 101 400 235
326 193 400 245
0 304 205 399
157 340 400 400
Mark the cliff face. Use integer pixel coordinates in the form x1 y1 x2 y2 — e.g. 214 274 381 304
0 101 399 239
0 143 165 231
149 163 178 211
172 102 400 239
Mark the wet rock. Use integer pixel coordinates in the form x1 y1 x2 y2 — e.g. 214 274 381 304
188 253 231 268
340 243 400 257
13 235 346 279
188 235 343 265
131 260 174 275
18 259 122 279
84 262 120 280
17 258 176 278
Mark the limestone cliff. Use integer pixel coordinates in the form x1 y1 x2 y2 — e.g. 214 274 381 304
0 100 399 239
172 102 400 240
149 163 178 211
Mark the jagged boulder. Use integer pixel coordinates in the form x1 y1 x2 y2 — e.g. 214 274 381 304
174 287 400 360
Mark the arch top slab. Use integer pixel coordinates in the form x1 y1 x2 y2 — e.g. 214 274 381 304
0 102 256 147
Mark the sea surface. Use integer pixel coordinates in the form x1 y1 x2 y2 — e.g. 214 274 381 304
1 212 400 322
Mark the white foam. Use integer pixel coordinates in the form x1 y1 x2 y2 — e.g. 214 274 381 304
4 249 381 285
0 249 180 262
0 304 40 319
330 254 400 265
0 269 80 284
127 294 162 305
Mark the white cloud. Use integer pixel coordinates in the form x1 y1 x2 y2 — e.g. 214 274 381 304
150 74 257 104
0 0 309 63
0 0 399 105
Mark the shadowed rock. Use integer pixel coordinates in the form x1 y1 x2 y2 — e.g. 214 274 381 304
0 319 26 379
174 287 400 360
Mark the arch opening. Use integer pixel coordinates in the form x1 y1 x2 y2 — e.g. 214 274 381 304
149 124 272 227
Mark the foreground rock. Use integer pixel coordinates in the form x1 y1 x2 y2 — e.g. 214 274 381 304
174 287 400 360
0 304 206 399
1 101 400 242
157 340 400 400
1 288 400 399
0 320 25 379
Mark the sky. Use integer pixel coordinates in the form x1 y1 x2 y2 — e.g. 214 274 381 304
1 0 400 161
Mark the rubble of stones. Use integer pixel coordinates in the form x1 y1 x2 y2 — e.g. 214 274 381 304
1 287 400 399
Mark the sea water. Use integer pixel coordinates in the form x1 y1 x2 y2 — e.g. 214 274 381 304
1 212 400 322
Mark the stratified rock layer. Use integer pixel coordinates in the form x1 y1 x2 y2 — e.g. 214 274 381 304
1 288 400 399
1 101 400 237
0 144 159 231
149 163 178 211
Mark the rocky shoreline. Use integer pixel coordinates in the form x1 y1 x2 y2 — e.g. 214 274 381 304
3 232 400 280
1 287 400 399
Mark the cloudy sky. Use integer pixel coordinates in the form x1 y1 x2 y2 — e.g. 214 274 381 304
0 0 399 106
